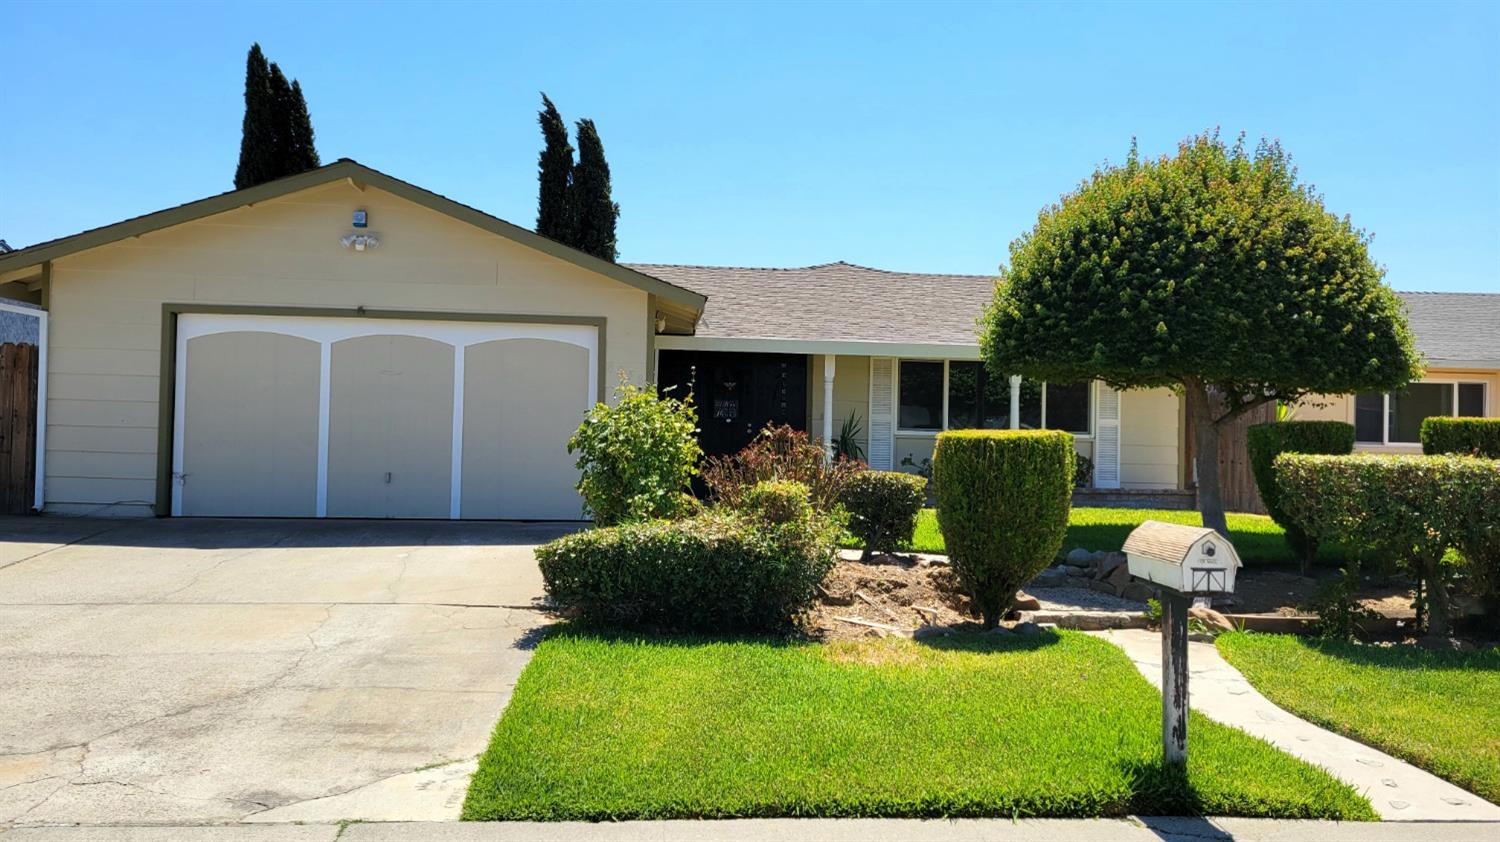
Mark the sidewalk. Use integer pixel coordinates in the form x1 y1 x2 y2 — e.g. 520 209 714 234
1093 629 1500 821
3 817 1499 841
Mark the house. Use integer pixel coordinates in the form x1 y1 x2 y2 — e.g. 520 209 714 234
0 159 1495 519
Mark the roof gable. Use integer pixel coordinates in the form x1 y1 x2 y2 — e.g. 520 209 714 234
0 159 705 314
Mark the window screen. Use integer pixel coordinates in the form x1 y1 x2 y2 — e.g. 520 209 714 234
898 361 943 430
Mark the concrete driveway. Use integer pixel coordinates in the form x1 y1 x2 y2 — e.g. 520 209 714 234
0 516 578 826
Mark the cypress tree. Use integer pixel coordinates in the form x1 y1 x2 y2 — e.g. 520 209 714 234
571 118 620 262
286 80 321 172
536 94 575 242
234 43 320 189
233 44 277 189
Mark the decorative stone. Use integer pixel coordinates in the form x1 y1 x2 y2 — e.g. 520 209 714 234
1087 579 1118 594
1064 548 1094 567
1012 591 1042 611
913 624 953 640
1030 571 1069 589
1098 552 1128 576
1188 604 1236 633
1065 565 1090 578
1105 563 1133 589
1122 582 1157 603
1014 621 1042 635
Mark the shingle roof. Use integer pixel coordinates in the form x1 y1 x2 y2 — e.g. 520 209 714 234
1396 292 1500 366
631 262 1498 367
627 261 996 345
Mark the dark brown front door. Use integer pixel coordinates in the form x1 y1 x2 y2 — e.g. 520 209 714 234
657 351 808 457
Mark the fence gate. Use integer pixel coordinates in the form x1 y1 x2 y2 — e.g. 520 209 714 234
0 342 39 514
1184 399 1277 516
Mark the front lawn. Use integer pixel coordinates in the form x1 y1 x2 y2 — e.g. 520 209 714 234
463 627 1374 821
1218 632 1500 803
904 507 1295 562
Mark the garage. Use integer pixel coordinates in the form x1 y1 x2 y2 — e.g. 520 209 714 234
170 312 597 520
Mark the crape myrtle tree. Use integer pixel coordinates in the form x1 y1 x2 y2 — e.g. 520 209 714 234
981 132 1420 534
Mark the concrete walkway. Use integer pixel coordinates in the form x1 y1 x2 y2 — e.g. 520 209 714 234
2 818 1499 841
1094 628 1500 822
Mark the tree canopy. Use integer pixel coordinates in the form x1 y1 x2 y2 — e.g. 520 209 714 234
536 94 575 243
234 43 320 190
981 131 1420 532
571 118 620 262
983 132 1418 412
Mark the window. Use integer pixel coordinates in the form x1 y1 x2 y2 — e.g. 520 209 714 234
896 360 1091 435
897 361 943 430
1046 381 1092 434
1354 381 1488 444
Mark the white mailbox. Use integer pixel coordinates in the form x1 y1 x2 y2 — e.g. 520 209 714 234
1123 520 1241 596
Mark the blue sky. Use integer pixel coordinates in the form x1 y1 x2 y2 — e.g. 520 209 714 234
3 1 1497 292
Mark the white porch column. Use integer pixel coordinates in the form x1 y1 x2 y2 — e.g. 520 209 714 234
823 354 836 457
1009 374 1022 429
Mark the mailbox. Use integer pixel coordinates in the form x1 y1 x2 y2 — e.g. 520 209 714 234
1122 520 1241 596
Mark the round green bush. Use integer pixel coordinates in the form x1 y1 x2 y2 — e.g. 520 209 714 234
567 382 702 526
740 480 814 526
932 429 1074 627
841 471 927 557
1246 420 1355 565
1422 417 1500 458
536 509 838 632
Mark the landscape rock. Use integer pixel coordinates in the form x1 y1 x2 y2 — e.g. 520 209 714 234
913 624 954 640
1065 565 1090 578
1122 582 1157 603
1012 591 1042 611
1086 579 1120 594
1098 552 1128 576
1188 604 1237 633
1105 563 1133 589
1064 548 1094 567
1031 610 1149 631
1031 570 1069 588
1014 621 1042 635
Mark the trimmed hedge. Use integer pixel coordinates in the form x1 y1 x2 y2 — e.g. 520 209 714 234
932 430 1074 627
1273 453 1500 637
841 471 927 557
1246 421 1355 565
1422 417 1500 458
536 507 838 632
740 479 814 526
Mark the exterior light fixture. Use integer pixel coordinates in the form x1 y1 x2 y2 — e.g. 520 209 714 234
340 233 380 252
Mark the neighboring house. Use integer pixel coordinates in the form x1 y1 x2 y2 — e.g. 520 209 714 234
0 159 1493 518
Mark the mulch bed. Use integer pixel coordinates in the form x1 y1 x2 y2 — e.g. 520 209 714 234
807 554 977 641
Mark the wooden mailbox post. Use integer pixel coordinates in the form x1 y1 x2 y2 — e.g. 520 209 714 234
1123 520 1241 766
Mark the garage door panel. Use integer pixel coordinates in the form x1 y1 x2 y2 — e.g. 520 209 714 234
460 339 588 519
181 331 320 516
326 335 454 519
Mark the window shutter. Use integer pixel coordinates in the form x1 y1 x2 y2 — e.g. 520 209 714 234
1093 381 1121 489
868 357 895 470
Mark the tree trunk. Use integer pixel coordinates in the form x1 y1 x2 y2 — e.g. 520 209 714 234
1184 379 1230 536
1424 566 1453 639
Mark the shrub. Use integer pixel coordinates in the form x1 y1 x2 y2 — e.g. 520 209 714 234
932 430 1074 627
701 424 864 511
739 480 814 526
1074 452 1094 489
1422 417 1500 458
1273 453 1499 638
841 471 927 557
1450 461 1500 628
536 509 838 632
1246 421 1355 568
567 382 702 526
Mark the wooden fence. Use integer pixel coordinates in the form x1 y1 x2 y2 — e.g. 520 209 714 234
1185 399 1277 516
0 343 39 514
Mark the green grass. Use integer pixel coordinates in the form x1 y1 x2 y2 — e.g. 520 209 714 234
463 627 1375 821
1218 632 1500 803
898 507 1296 563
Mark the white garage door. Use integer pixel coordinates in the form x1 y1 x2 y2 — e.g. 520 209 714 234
172 313 596 519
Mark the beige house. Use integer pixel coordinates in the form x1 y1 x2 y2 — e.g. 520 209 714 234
0 159 1494 519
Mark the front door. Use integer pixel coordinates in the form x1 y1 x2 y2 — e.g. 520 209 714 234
657 351 808 457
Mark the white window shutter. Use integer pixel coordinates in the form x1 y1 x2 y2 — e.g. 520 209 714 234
1093 381 1122 489
868 357 895 470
